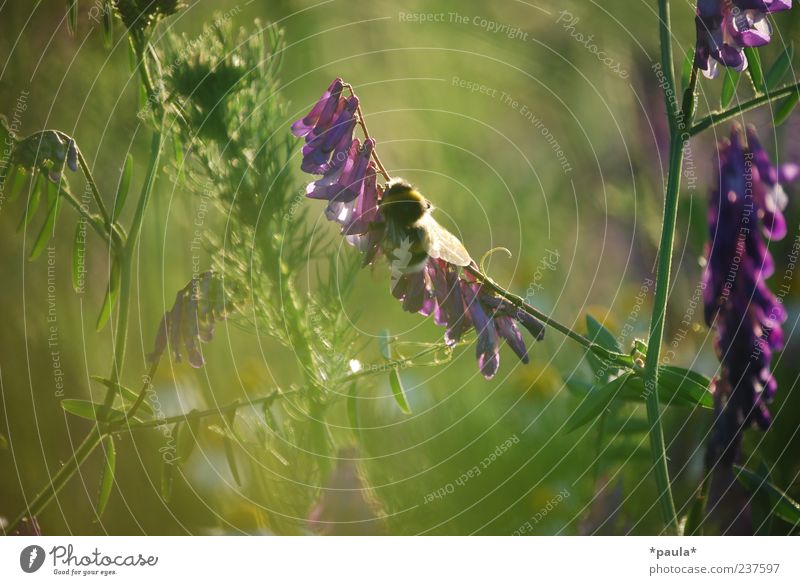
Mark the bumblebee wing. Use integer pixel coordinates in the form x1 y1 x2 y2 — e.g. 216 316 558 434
419 213 473 267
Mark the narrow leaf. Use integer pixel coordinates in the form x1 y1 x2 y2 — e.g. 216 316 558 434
96 435 116 517
765 44 794 90
378 329 392 360
95 260 121 331
564 377 593 397
18 173 43 231
29 178 61 261
177 413 201 463
585 314 620 382
389 367 411 414
721 69 739 108
223 410 242 485
656 366 714 408
565 373 632 433
744 47 765 92
8 167 27 202
61 399 125 421
111 153 132 220
90 375 153 415
735 466 800 525
102 1 113 49
71 221 86 292
773 89 799 127
67 0 77 35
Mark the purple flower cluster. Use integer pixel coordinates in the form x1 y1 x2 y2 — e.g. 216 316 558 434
391 260 544 379
292 79 545 379
149 271 232 368
694 0 791 79
703 125 797 465
291 79 380 238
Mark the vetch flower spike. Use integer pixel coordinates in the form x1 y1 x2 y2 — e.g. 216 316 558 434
148 271 234 368
703 124 797 465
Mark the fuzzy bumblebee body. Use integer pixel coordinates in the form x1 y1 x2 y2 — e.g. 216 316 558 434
379 179 473 273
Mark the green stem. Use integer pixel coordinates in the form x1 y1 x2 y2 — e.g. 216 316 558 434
643 0 682 535
6 32 166 532
644 136 683 534
59 183 111 242
5 428 104 534
75 148 112 230
120 343 451 433
690 82 800 136
101 127 164 413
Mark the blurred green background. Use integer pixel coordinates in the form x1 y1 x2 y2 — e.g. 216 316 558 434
1 0 799 535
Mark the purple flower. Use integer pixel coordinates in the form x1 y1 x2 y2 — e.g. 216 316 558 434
694 0 791 79
148 271 232 368
703 124 796 465
391 259 544 379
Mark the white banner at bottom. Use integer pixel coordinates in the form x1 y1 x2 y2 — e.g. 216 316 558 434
1 536 797 584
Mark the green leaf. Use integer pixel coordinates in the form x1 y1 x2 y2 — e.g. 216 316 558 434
67 0 77 35
744 47 765 92
0 432 8 450
102 1 113 49
18 172 43 231
656 366 714 408
605 416 651 436
765 44 794 90
90 375 153 415
721 69 740 108
8 167 27 202
735 466 800 525
564 377 593 397
29 178 61 261
681 48 694 93
96 435 116 517
223 410 242 485
111 153 132 221
71 222 86 292
585 314 620 382
389 367 411 414
378 329 392 360
773 89 799 127
177 414 201 463
61 399 125 422
96 260 121 331
565 373 633 433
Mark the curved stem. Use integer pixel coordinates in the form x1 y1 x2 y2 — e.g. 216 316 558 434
690 82 800 136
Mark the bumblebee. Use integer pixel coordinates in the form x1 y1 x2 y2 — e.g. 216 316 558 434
379 178 473 273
